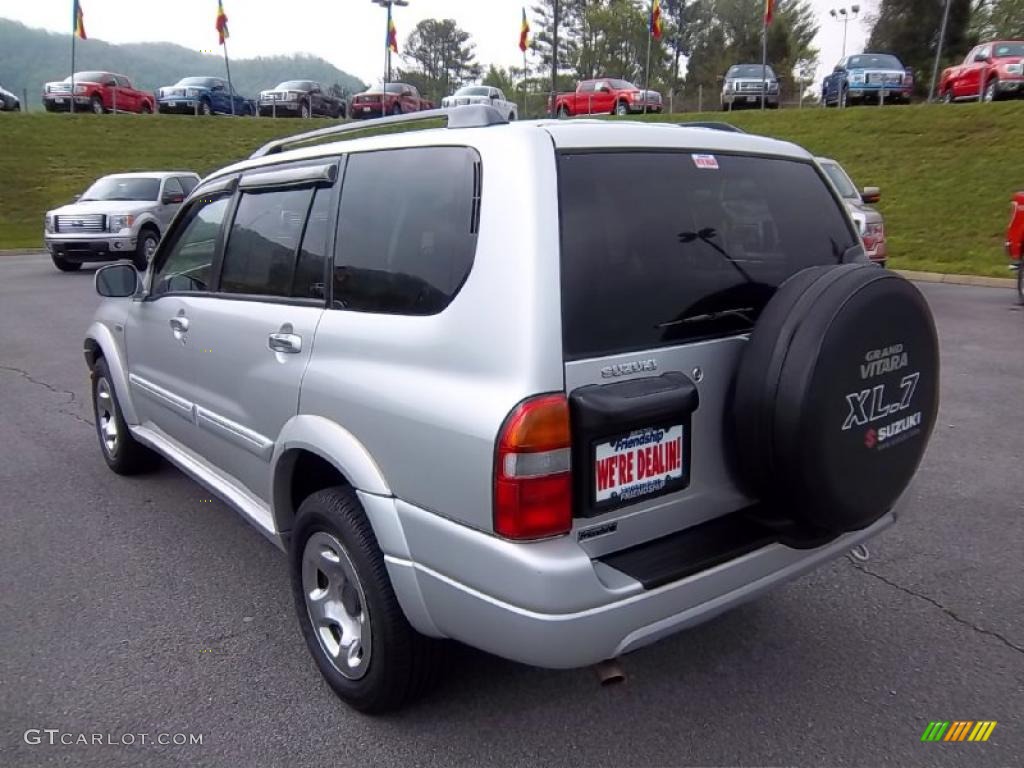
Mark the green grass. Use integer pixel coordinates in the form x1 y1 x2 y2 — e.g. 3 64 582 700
2 103 1023 276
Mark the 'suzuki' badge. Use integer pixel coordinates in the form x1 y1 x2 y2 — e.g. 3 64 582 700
692 154 719 170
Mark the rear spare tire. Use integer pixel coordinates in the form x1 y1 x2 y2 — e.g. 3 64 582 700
732 264 939 534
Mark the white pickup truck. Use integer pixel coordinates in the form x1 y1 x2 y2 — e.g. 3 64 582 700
441 85 518 121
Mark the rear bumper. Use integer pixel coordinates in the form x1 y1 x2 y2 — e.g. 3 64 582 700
368 493 895 668
351 104 386 118
46 235 135 260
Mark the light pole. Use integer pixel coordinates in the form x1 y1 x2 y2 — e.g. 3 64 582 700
829 5 860 58
372 0 409 90
928 0 953 101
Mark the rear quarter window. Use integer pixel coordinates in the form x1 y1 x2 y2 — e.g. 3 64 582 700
557 151 858 360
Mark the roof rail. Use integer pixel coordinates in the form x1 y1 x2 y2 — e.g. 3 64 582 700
250 104 508 159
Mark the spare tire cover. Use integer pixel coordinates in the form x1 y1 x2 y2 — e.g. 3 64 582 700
733 264 939 533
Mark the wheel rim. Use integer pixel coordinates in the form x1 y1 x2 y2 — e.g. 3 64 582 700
143 235 158 262
95 377 119 457
301 531 371 680
985 82 995 101
616 103 627 115
92 100 103 114
202 102 211 115
302 104 310 118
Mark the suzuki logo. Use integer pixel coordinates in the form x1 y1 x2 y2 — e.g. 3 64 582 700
600 359 658 378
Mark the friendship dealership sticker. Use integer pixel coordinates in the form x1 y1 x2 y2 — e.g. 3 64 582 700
691 154 719 170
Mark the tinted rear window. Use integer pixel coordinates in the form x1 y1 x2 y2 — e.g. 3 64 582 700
558 151 858 360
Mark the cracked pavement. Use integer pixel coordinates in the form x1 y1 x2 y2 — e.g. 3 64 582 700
1 251 1021 767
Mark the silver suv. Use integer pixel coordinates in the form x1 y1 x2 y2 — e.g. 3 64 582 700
85 107 940 713
45 172 200 272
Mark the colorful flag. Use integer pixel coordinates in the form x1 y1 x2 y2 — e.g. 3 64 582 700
764 0 775 25
73 0 87 40
519 8 530 53
216 0 229 45
650 0 663 40
387 18 398 53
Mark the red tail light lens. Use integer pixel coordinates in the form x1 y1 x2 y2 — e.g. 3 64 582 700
494 394 572 540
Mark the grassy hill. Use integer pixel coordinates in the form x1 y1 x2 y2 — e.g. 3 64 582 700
0 18 365 106
1 102 1022 276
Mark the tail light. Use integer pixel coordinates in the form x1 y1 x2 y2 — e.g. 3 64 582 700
494 394 572 540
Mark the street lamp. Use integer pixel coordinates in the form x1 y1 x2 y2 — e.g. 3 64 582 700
829 5 860 58
372 0 409 88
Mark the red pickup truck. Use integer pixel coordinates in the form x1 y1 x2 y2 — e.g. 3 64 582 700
939 40 1024 102
350 82 434 119
550 78 663 117
1007 190 1024 303
43 71 155 114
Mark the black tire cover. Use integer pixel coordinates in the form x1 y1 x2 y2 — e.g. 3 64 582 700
733 264 940 532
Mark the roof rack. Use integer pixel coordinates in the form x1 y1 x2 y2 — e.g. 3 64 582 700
250 104 508 159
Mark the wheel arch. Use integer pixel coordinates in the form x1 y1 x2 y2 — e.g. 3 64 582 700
83 322 139 424
270 415 392 538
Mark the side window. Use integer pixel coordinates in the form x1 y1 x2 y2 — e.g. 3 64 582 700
579 81 596 93
152 195 230 296
220 187 314 297
292 188 332 300
162 177 184 201
333 147 479 315
115 76 130 87
178 176 199 195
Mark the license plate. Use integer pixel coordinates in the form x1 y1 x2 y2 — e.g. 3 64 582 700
362 106 371 112
880 89 890 97
594 425 687 506
746 96 757 102
54 97 66 104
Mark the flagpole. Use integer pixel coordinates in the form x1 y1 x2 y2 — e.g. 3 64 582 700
643 13 653 115
70 2 76 114
222 37 235 115
761 15 767 111
385 3 392 87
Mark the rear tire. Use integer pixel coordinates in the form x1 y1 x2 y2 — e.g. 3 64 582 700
91 358 160 475
51 254 81 272
289 486 446 713
391 103 402 116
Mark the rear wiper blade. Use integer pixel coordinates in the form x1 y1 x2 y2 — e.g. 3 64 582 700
656 306 756 329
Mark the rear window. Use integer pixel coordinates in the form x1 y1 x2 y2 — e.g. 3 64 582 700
557 151 858 360
847 54 903 70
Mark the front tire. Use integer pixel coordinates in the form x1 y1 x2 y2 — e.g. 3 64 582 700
140 101 153 114
200 99 212 116
558 105 570 118
289 487 445 713
51 254 81 272
984 78 998 102
615 101 629 116
91 358 160 475
1016 261 1023 305
134 228 159 271
300 100 311 119
391 103 402 116
90 95 104 114
942 88 953 104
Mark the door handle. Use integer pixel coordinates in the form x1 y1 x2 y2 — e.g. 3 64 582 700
268 333 302 354
169 316 189 333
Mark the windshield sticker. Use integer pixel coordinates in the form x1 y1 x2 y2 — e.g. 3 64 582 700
692 154 719 170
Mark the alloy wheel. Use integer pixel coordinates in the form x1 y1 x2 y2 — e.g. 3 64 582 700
95 377 119 458
301 531 372 680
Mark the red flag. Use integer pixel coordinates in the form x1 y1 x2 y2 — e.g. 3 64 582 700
73 1 87 40
387 18 398 53
764 0 775 25
650 0 664 40
216 0 229 45
519 8 530 53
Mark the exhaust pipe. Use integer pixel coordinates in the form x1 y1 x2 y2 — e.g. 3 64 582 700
593 658 626 686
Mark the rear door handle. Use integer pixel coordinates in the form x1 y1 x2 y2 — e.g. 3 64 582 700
268 333 302 354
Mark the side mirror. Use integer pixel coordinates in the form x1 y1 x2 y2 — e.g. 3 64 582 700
974 52 988 63
861 186 881 204
95 263 139 298
72 193 81 201
162 193 185 204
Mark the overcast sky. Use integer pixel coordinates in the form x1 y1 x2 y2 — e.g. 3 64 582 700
1 0 870 90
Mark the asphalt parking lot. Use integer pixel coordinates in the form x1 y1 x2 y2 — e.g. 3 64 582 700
1 250 1021 768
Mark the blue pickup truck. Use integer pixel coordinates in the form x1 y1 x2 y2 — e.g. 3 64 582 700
156 76 254 116
822 53 914 107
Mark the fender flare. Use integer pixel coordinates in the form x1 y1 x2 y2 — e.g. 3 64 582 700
270 414 392 530
133 215 161 240
83 321 139 424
